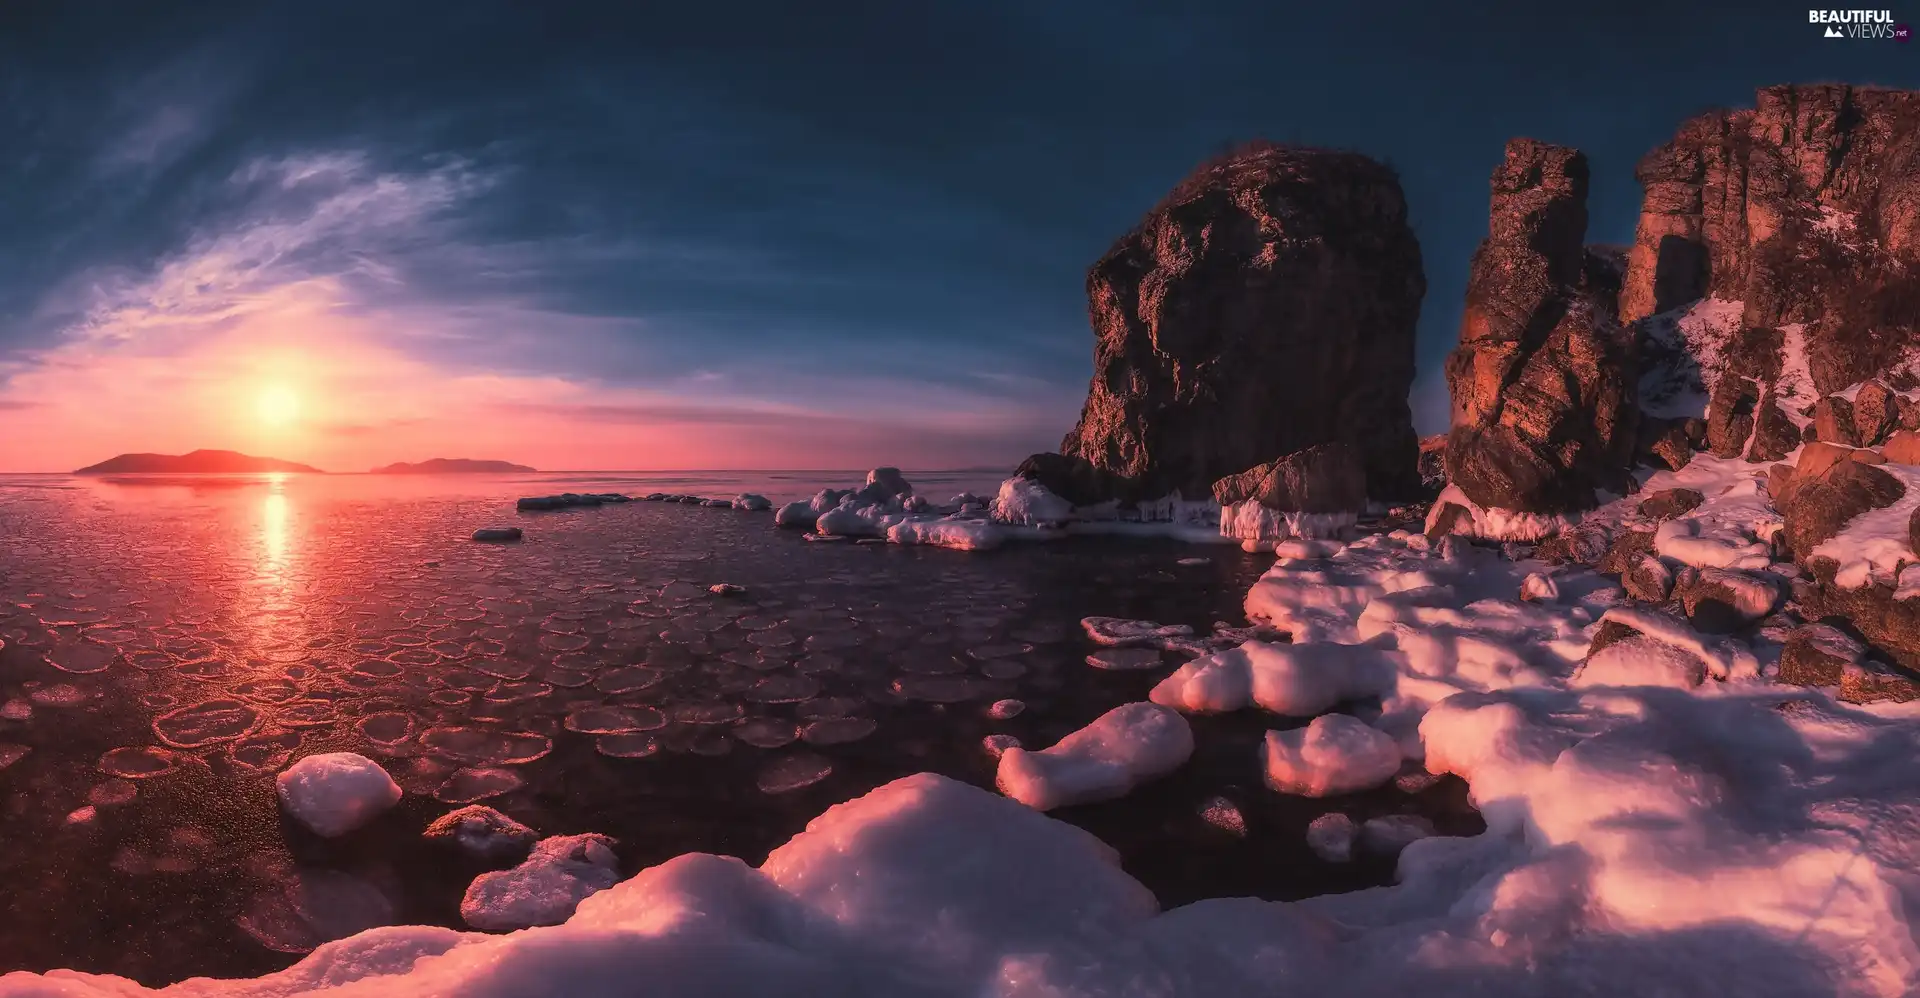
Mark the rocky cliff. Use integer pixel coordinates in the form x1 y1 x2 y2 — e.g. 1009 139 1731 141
1053 142 1426 502
1624 85 1920 462
1441 139 1638 515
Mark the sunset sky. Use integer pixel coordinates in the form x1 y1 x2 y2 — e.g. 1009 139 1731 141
1 2 1913 472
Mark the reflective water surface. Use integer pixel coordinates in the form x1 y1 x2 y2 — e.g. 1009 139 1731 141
0 472 1477 984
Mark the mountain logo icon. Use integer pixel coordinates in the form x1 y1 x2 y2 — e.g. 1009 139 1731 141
1825 24 1844 36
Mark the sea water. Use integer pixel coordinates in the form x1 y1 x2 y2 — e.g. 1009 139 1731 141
0 472 1476 984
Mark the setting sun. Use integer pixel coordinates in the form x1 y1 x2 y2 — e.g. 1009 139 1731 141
256 384 299 427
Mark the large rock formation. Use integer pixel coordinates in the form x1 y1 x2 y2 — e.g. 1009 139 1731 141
1623 85 1920 456
1055 142 1426 502
1442 139 1638 514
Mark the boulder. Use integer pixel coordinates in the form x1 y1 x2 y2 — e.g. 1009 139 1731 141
1884 429 1920 465
1211 442 1366 512
1705 380 1758 458
1637 488 1704 521
1780 459 1906 556
1597 528 1656 576
1854 381 1898 446
1900 395 1920 432
1640 417 1693 472
1673 567 1779 634
1813 395 1860 447
1775 624 1863 687
1840 661 1920 705
1443 139 1636 515
1624 554 1675 603
1063 142 1425 501
1749 390 1800 463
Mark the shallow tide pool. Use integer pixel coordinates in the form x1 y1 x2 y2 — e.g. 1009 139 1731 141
0 472 1477 984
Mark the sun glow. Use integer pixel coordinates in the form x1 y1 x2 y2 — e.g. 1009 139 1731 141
256 384 300 427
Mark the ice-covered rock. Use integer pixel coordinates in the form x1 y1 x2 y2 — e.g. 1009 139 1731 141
1212 443 1368 550
424 805 540 862
461 834 621 931
990 477 1073 527
887 517 1004 551
774 500 818 529
276 753 402 837
708 583 747 597
996 702 1193 810
815 505 885 538
731 493 772 511
1261 714 1402 797
1356 815 1435 858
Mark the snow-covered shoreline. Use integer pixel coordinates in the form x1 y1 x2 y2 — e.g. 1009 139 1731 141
13 450 1920 998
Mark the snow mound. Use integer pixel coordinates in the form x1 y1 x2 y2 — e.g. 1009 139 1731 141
461 833 621 931
1262 714 1402 797
276 753 402 837
1149 639 1400 717
887 517 1005 551
995 702 1193 810
990 477 1074 527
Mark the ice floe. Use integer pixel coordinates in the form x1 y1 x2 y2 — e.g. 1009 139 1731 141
460 833 621 931
995 702 1193 810
1261 714 1403 797
276 753 403 837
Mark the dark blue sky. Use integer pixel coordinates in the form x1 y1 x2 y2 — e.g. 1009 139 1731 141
1 1 1916 469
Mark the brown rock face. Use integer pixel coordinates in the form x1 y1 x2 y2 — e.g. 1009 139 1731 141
1854 381 1897 446
1780 459 1906 555
1885 430 1920 465
1443 140 1637 514
1813 395 1860 447
1621 85 1920 392
1063 143 1425 501
1638 488 1704 521
1776 624 1861 686
1211 442 1366 512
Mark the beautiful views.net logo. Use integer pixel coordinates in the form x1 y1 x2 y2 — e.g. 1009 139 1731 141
1809 9 1910 38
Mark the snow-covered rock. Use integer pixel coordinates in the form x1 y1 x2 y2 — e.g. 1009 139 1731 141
731 493 772 511
424 805 539 862
995 702 1193 810
460 834 621 931
1150 639 1400 717
990 477 1074 527
1261 714 1402 797
276 753 402 837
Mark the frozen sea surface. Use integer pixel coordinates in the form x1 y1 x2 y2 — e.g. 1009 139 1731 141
0 472 1473 984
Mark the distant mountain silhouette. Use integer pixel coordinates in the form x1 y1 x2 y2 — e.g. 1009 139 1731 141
370 458 536 474
74 450 324 474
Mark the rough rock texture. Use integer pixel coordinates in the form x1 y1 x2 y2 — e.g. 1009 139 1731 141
1775 624 1862 687
1211 442 1366 512
1443 139 1637 514
1801 561 1920 672
1638 488 1704 521
1625 554 1675 603
1416 434 1448 493
1597 529 1656 576
1854 381 1898 446
1780 459 1906 556
1840 661 1920 704
1885 430 1920 465
1638 417 1694 471
1748 389 1800 462
1063 142 1425 501
1621 85 1920 392
1814 395 1861 447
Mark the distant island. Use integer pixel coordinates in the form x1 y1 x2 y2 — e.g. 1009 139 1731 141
370 458 536 474
74 450 324 474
